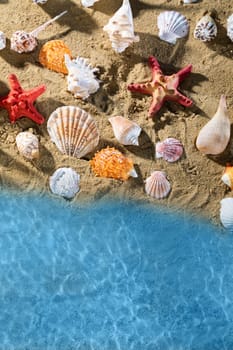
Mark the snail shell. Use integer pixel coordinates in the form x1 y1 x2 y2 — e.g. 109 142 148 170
108 116 141 146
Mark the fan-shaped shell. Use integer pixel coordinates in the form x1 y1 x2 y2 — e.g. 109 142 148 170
90 146 137 181
16 131 39 160
194 14 217 42
47 106 99 158
155 138 183 162
64 54 100 99
157 11 189 44
145 171 171 199
10 31 37 53
221 165 233 190
108 116 141 146
220 198 233 231
227 14 233 42
49 167 80 199
81 0 99 7
39 40 72 74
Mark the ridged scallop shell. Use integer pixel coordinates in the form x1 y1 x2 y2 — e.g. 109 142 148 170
157 11 189 44
39 40 72 74
103 0 139 53
0 31 6 50
81 0 99 7
155 138 183 162
145 171 171 199
49 167 80 199
90 146 137 181
221 165 233 190
194 14 217 42
220 198 233 231
16 131 39 160
47 106 99 158
227 14 233 42
64 54 100 99
108 116 142 146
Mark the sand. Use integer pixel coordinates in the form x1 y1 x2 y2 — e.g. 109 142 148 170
0 0 232 225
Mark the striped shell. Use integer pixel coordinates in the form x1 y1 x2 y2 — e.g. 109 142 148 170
39 40 72 74
157 11 189 44
108 116 142 146
194 14 217 42
220 198 233 231
49 167 80 199
47 106 99 158
155 138 183 162
16 131 39 160
145 171 171 199
227 14 233 42
221 165 233 190
90 147 137 181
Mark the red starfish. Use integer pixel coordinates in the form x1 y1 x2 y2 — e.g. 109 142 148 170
127 56 193 118
0 74 46 124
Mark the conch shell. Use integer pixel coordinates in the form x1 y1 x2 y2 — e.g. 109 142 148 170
196 95 231 155
108 116 141 146
16 131 39 160
39 40 72 74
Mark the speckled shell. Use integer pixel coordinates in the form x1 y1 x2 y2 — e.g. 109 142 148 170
220 198 233 231
145 171 171 199
49 167 80 199
108 116 142 146
0 31 6 50
221 165 233 190
10 31 37 53
64 54 100 99
81 0 99 7
90 147 137 181
157 11 189 44
39 40 72 74
227 14 233 42
155 138 183 162
16 131 39 160
47 106 99 158
194 14 217 42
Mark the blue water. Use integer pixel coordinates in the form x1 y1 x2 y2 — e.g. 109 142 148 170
0 191 232 350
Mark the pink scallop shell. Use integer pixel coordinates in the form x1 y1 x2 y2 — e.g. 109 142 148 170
145 171 171 199
155 137 183 162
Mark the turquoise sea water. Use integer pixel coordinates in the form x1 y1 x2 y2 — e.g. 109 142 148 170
0 191 232 350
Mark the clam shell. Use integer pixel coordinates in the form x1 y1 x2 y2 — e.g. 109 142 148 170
194 14 217 42
16 131 39 160
81 0 99 6
157 11 189 44
47 106 99 158
145 171 171 199
155 138 183 162
39 40 72 74
49 167 80 199
10 31 37 53
90 146 137 181
108 116 142 146
221 165 233 190
227 14 233 42
220 198 233 231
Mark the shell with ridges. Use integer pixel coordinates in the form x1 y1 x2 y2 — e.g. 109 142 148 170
220 198 233 231
221 165 233 190
155 138 183 162
16 131 39 160
47 106 99 158
49 167 80 199
227 14 233 42
145 171 171 199
194 14 217 42
157 11 189 45
39 40 72 74
90 146 137 181
81 0 99 7
108 116 141 146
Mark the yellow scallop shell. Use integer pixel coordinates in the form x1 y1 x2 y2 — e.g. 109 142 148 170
39 40 72 74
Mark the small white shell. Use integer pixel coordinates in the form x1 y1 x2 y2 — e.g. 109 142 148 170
145 171 171 199
227 14 233 42
220 198 233 231
64 54 100 100
16 131 39 160
33 0 48 3
157 11 189 44
81 0 99 7
108 116 141 146
194 14 217 42
49 167 80 199
103 0 139 53
0 31 6 50
155 138 183 162
183 0 199 3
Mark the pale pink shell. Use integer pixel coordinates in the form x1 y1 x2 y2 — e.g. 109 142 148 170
145 171 171 199
155 137 183 162
10 31 37 53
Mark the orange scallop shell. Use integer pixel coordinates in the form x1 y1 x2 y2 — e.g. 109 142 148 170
90 147 135 181
39 40 72 74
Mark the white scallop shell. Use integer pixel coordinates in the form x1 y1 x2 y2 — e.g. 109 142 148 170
157 11 189 44
103 0 139 53
47 106 100 158
64 54 100 100
16 131 39 160
145 171 171 199
227 14 233 42
81 0 99 7
49 167 80 199
220 198 233 231
0 31 6 50
155 138 183 162
108 116 141 146
194 14 217 42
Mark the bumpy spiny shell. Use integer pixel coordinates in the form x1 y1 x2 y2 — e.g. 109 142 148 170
90 146 137 181
81 0 99 7
47 106 99 158
16 131 39 160
220 198 233 231
145 171 171 199
227 14 233 42
39 40 72 74
155 138 183 162
49 167 80 199
194 14 217 42
108 116 142 146
157 11 189 44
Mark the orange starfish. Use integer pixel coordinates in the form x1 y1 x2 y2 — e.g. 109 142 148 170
127 56 193 117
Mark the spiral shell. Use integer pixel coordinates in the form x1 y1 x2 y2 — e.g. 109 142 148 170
10 31 37 53
16 131 39 160
155 138 183 162
39 40 72 74
108 116 141 146
145 171 171 199
194 14 217 42
157 11 189 44
49 167 80 199
220 198 233 231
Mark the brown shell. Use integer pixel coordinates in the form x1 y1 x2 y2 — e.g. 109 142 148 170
90 147 135 181
39 40 72 74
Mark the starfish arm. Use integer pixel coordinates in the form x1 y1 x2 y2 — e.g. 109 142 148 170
128 83 154 95
18 105 45 124
8 74 23 93
176 64 192 83
22 85 46 100
148 88 166 117
148 56 163 81
175 90 193 107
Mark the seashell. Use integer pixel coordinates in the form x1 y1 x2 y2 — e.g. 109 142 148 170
16 131 39 160
196 95 230 155
0 31 6 50
47 106 99 158
194 14 217 42
108 116 141 146
220 198 233 231
64 54 100 99
155 138 183 162
81 0 99 7
39 40 71 74
183 0 199 3
90 146 137 181
145 171 171 199
103 0 139 53
227 14 233 42
10 11 67 53
221 165 233 190
33 0 48 3
157 11 189 45
49 167 80 199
